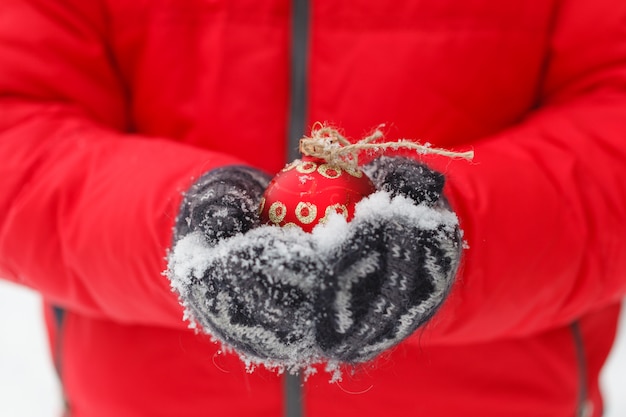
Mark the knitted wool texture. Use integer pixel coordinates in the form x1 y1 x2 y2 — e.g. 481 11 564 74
168 159 462 375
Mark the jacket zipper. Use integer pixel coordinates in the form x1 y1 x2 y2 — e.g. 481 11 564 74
52 305 71 416
287 0 310 161
571 321 593 417
284 0 309 416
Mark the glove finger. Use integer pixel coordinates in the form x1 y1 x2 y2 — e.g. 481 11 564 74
364 157 445 205
175 166 271 242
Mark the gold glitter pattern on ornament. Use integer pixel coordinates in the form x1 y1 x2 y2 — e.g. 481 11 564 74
318 164 342 179
320 204 349 224
258 197 266 215
295 202 318 224
268 201 287 224
296 160 317 174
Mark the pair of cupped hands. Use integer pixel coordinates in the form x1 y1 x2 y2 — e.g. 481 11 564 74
167 156 462 375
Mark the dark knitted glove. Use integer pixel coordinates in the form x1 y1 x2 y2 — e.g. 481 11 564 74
168 157 462 376
316 157 461 362
174 166 271 244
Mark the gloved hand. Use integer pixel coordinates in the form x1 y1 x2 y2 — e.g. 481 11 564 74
317 156 461 363
168 158 462 376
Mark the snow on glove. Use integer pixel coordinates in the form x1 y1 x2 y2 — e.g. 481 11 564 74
167 158 462 376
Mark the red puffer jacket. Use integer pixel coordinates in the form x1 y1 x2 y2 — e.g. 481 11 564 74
2 0 626 416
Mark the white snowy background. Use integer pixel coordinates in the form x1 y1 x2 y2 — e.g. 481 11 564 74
0 279 625 416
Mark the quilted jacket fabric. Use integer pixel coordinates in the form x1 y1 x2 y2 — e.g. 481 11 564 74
1 0 626 416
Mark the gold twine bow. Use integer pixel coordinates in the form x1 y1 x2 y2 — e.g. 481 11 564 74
299 123 474 171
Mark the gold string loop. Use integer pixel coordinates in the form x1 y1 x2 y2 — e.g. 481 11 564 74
299 123 474 171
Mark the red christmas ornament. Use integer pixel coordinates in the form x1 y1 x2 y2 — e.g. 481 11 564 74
259 156 375 232
259 124 474 232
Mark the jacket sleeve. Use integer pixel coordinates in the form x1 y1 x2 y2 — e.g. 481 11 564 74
422 0 626 344
0 1 244 327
